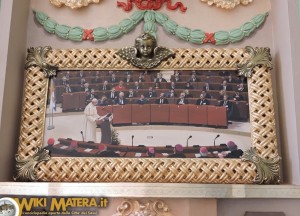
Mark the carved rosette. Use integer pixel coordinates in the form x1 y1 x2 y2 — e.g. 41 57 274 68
237 46 273 78
49 0 101 9
201 0 253 9
14 148 51 182
25 46 58 78
242 148 281 184
112 199 174 216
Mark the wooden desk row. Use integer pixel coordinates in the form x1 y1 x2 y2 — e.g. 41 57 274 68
97 104 228 127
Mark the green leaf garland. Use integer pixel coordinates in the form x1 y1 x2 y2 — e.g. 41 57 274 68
34 10 268 45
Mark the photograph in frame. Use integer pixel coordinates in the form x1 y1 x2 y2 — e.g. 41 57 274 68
16 46 280 184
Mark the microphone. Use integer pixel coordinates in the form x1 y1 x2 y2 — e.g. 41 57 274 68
186 135 192 147
131 135 134 147
80 131 85 142
214 134 220 147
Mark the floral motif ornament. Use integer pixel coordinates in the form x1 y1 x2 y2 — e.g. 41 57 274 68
112 199 174 216
25 46 58 78
14 148 51 182
201 0 253 9
49 0 102 9
242 148 281 184
237 46 272 78
34 10 269 46
117 0 187 12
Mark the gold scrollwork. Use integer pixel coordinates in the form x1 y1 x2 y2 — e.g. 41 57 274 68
237 46 273 78
112 199 174 216
49 0 102 9
200 0 253 9
242 147 281 184
14 148 51 182
25 46 58 78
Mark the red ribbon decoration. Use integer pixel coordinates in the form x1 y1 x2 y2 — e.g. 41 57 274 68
203 33 216 45
117 0 187 12
82 29 94 41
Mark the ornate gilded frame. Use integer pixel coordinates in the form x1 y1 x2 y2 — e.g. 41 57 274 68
16 46 280 184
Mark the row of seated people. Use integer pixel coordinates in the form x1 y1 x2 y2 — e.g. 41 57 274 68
48 138 243 159
56 73 245 86
57 70 243 79
67 88 248 103
57 80 247 92
56 82 248 103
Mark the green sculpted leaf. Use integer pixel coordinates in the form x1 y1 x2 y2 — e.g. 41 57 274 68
144 22 157 36
43 19 58 34
144 11 156 22
93 27 108 41
55 25 71 39
229 28 244 42
155 12 168 25
190 29 205 44
163 20 178 34
215 31 230 45
69 27 84 41
252 13 268 27
241 22 255 36
35 11 48 24
176 26 191 40
119 18 135 33
107 25 122 39
131 11 146 23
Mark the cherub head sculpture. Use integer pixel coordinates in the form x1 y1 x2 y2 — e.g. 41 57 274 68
117 32 175 69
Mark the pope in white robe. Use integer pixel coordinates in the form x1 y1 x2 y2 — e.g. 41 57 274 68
84 98 100 142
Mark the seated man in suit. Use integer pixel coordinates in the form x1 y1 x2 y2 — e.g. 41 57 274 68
225 141 243 158
136 94 149 104
80 78 86 87
82 82 90 93
184 82 194 89
145 87 157 98
218 90 226 100
201 90 212 99
188 73 200 82
184 89 193 98
138 73 145 82
127 89 136 98
170 81 176 90
62 76 69 85
115 92 127 105
219 94 233 119
156 93 169 104
165 89 176 98
79 70 84 78
109 73 118 83
219 80 232 91
177 93 189 105
93 71 101 83
168 144 186 158
227 74 237 83
65 84 72 93
124 74 133 83
133 81 140 90
237 83 246 92
155 72 167 83
107 87 117 100
171 73 182 82
86 89 97 101
196 93 210 105
98 95 109 106
233 91 244 101
100 80 110 91
203 82 213 91
115 80 126 91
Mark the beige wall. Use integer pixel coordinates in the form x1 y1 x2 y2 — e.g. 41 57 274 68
0 0 30 181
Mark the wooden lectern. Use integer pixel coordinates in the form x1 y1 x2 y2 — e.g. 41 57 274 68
96 113 113 144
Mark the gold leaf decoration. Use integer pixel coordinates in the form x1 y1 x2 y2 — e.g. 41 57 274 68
200 0 253 9
14 148 51 182
237 46 272 78
112 199 174 216
49 0 102 9
25 46 58 78
242 148 281 184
